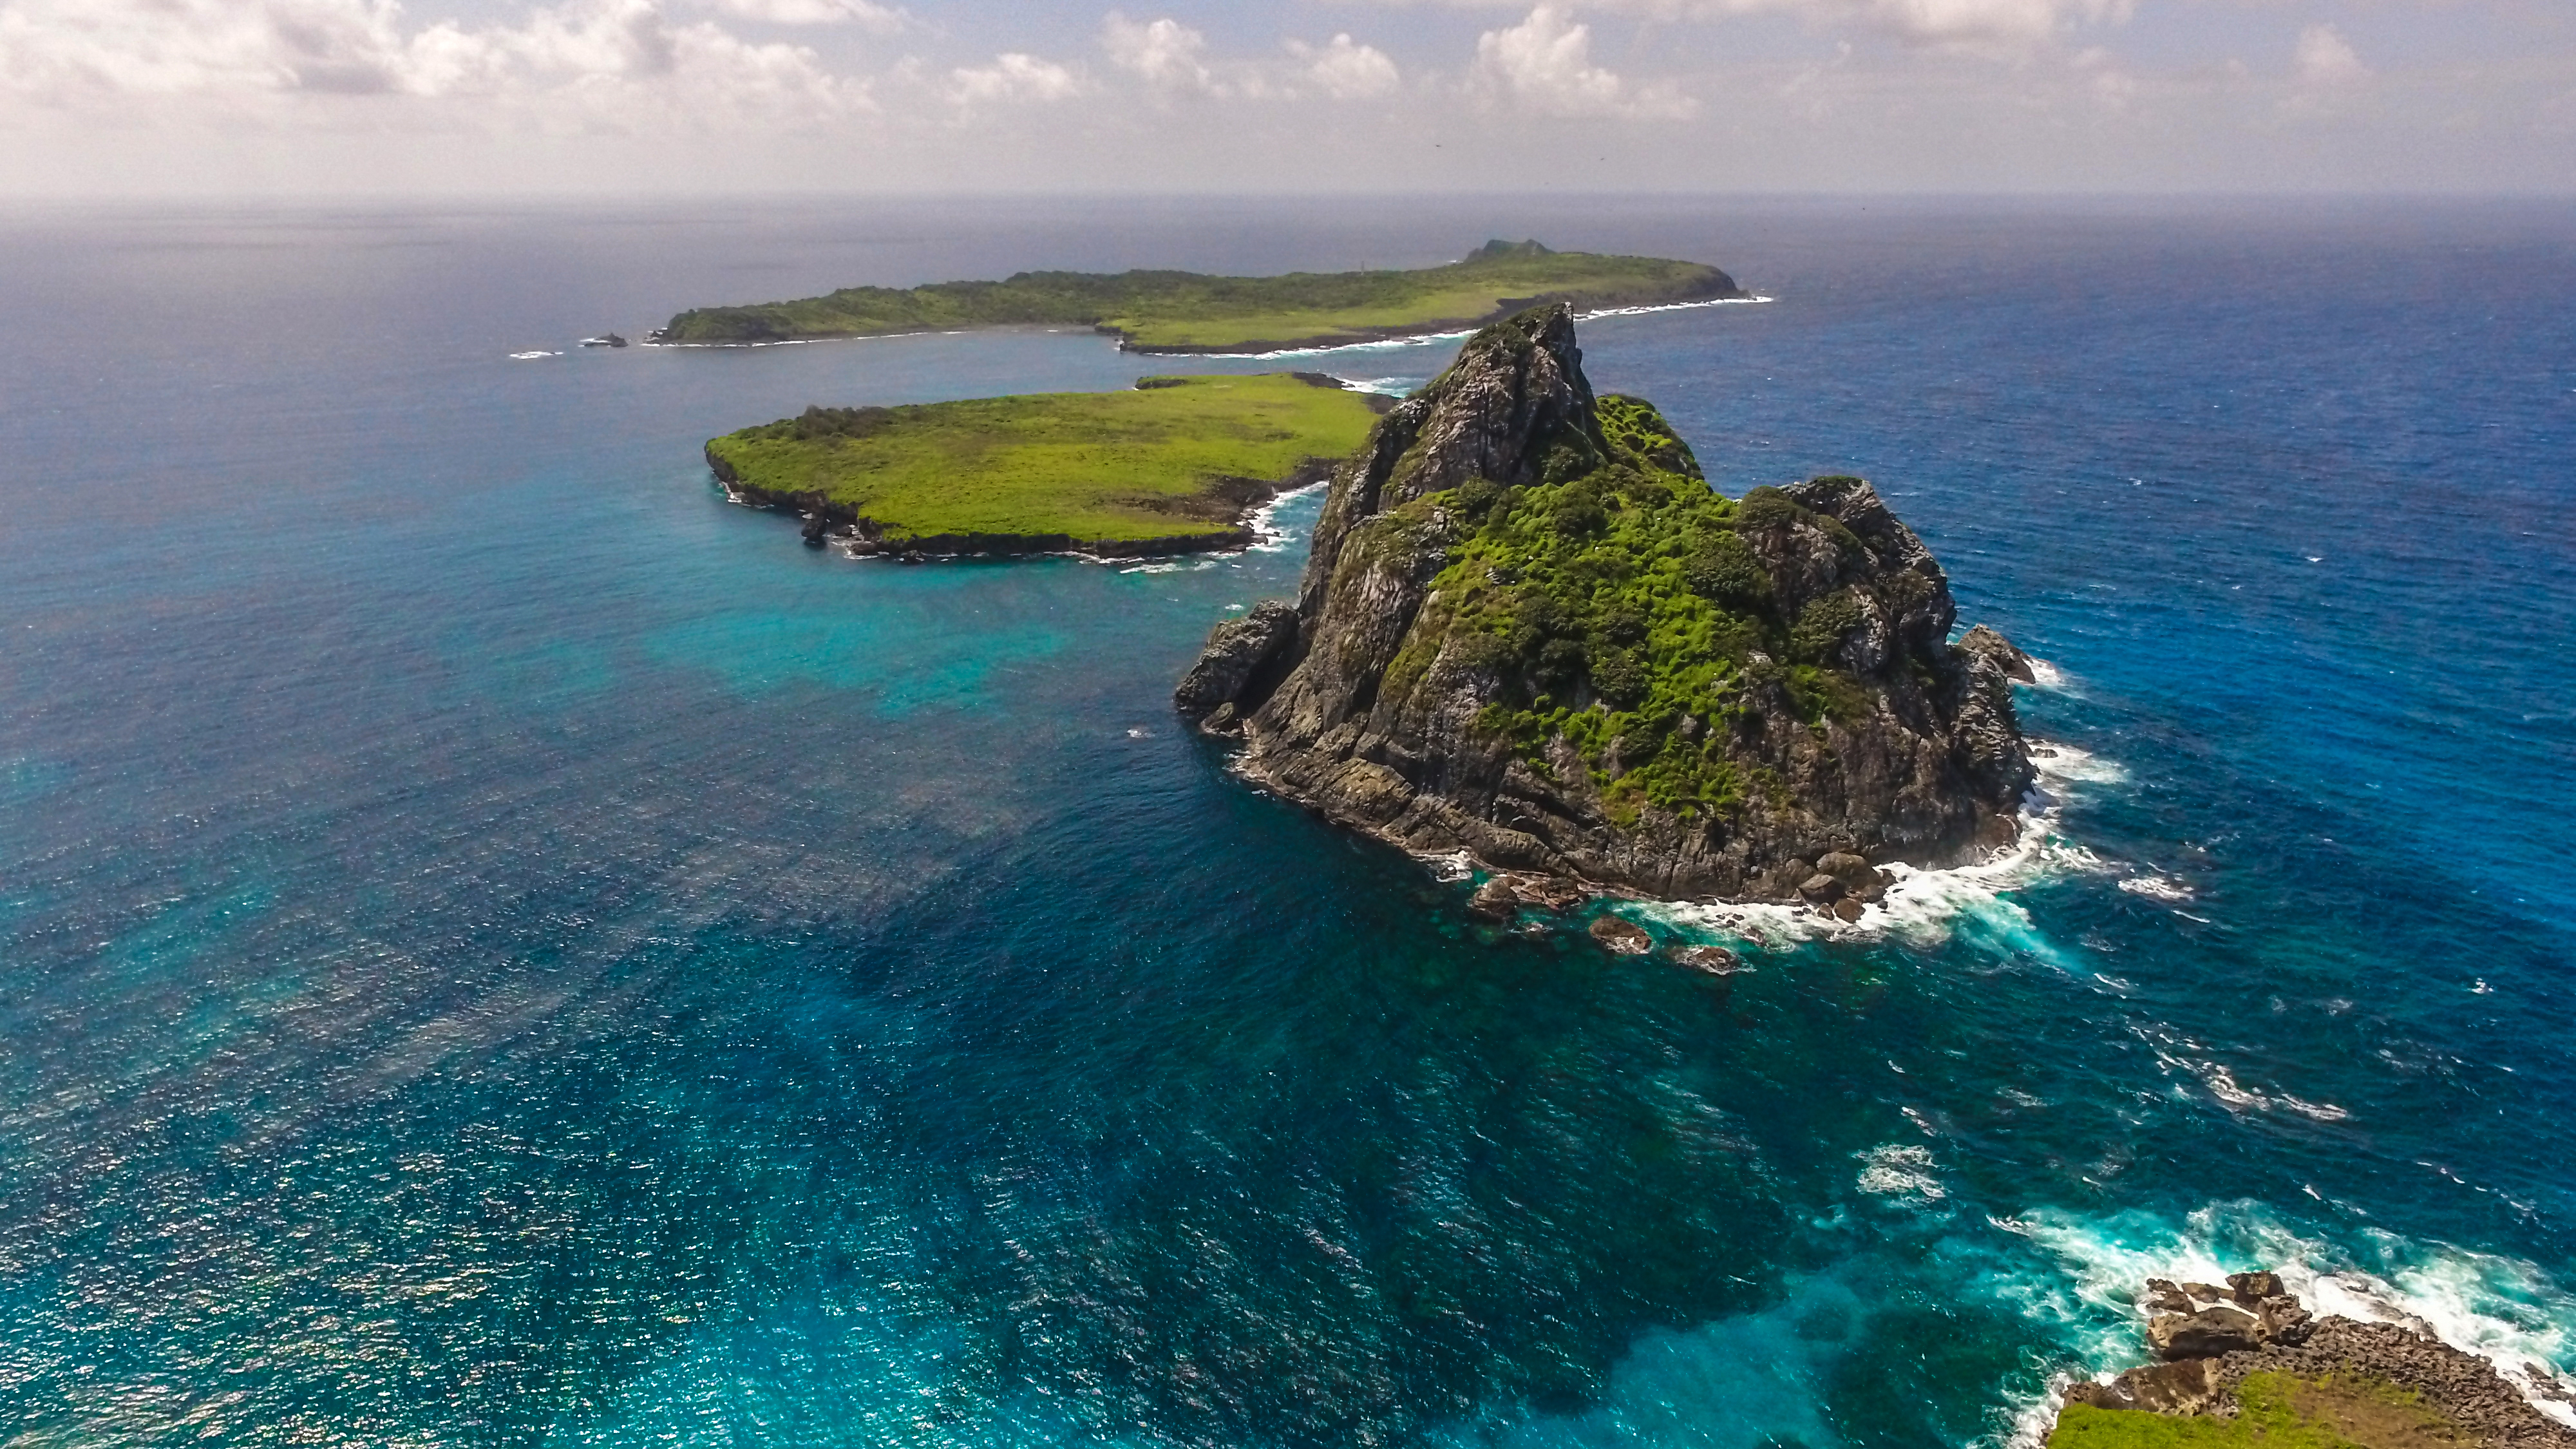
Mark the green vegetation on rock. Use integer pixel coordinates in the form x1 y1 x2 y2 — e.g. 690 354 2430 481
2051 1374 2471 1449
703 372 1381 549
1396 395 1900 827
661 240 1743 352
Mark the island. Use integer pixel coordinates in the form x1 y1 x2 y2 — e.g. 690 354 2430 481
704 372 1388 560
656 240 1747 354
1174 303 2037 905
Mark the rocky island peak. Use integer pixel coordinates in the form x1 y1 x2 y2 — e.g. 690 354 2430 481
1175 303 2038 904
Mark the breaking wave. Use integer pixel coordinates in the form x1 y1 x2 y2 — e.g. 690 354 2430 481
1993 1201 2576 1438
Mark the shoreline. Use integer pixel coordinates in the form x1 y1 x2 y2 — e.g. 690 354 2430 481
712 454 1341 565
639 294 1769 357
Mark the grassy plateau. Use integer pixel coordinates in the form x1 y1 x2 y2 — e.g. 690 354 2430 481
659 240 1745 352
703 373 1383 551
2050 1374 2472 1449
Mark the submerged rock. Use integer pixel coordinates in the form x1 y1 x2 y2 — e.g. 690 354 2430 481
1174 303 2034 903
1670 945 1743 975
1587 915 1653 954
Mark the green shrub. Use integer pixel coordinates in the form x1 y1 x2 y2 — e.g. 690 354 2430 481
1735 486 1805 531
1684 533 1770 610
1790 591 1865 663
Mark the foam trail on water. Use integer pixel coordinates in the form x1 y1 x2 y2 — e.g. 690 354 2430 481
1990 1201 2576 1441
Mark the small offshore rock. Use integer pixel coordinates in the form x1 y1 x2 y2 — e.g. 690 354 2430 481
1589 916 1653 954
1832 897 1866 923
1671 945 1742 976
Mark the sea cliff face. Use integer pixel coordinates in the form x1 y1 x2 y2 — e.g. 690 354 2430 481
1175 304 2036 904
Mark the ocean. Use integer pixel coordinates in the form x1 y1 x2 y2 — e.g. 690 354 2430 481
1 195 2571 1447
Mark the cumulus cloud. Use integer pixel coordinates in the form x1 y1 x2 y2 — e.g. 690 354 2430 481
1289 33 1401 99
1101 12 1216 91
1470 5 1694 118
0 0 860 118
698 0 901 29
949 51 1082 105
2292 23 2368 88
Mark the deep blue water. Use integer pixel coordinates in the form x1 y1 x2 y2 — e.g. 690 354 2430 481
2 196 2573 1447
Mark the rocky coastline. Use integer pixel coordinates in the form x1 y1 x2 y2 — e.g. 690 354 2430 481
1174 303 2036 905
708 451 1336 564
2054 1274 2576 1449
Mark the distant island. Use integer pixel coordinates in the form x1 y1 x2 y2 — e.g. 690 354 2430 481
704 372 1387 560
1176 305 2037 905
657 240 1748 354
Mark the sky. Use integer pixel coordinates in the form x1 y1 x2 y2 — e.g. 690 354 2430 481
0 0 2571 196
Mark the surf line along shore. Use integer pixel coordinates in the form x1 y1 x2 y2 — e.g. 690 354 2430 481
703 372 1392 563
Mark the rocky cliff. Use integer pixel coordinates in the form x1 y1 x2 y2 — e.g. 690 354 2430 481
1174 303 2036 904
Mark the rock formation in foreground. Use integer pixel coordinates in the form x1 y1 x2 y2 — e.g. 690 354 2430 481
2055 1274 2576 1449
1174 304 2036 904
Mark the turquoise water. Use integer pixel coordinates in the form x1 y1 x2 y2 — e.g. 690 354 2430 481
1 198 2571 1446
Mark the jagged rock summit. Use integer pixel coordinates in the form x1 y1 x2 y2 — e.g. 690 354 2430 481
1174 304 2038 904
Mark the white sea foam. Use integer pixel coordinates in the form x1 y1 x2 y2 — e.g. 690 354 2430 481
507 350 560 360
2117 874 2193 902
2132 1028 2353 1123
1993 1200 2576 1439
1642 762 2108 960
2029 741 2128 789
1246 480 1329 553
1343 375 1426 398
1857 1144 1947 1202
2024 658 2072 690
1117 560 1216 575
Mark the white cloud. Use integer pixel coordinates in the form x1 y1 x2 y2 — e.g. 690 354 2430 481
0 0 860 119
1289 33 1401 99
2292 23 2368 88
1470 5 1694 118
1101 12 1216 92
949 51 1082 105
697 0 901 30
1406 0 2129 56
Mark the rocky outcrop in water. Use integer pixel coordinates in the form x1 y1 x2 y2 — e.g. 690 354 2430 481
1175 304 2036 903
2060 1276 2576 1449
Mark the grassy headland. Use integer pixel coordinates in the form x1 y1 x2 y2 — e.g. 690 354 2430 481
705 372 1385 557
2050 1372 2472 1449
659 240 1745 353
